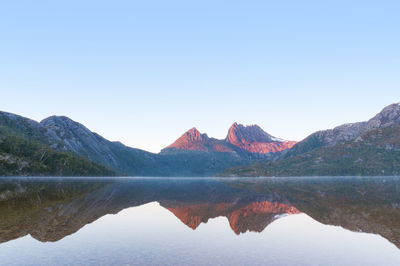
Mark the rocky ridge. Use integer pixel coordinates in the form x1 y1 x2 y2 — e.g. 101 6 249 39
221 102 400 177
287 103 400 157
162 123 296 156
163 127 235 153
226 123 297 153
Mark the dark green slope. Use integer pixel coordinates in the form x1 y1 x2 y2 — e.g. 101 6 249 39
0 112 160 176
220 126 400 177
0 133 115 176
156 150 252 177
0 112 115 176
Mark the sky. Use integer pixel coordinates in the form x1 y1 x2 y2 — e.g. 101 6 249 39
1 1 399 153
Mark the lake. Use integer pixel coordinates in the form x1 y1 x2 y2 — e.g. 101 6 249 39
0 176 399 265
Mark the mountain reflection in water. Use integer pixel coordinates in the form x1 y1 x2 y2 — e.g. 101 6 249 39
0 176 399 250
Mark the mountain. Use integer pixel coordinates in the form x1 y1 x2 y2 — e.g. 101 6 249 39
220 103 400 177
221 126 400 176
162 123 295 156
159 124 295 176
286 103 400 157
4 102 400 177
40 116 160 176
0 111 161 176
0 111 63 146
39 117 258 176
0 112 115 176
226 123 296 154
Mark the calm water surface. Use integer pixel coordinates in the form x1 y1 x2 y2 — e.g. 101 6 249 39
0 176 399 265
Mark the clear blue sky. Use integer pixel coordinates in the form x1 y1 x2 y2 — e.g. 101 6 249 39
1 1 399 152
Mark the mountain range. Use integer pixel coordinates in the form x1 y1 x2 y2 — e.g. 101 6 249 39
0 111 292 176
1 102 399 177
222 103 400 176
162 123 296 155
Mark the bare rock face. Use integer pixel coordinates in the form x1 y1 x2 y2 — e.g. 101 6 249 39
226 123 278 143
162 127 239 153
226 123 297 154
366 102 400 129
162 123 296 155
329 103 400 144
40 116 157 175
164 128 210 152
41 116 122 167
0 111 62 146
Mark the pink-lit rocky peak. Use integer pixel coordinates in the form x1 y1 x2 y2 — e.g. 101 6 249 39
165 127 208 151
163 123 296 154
226 123 297 154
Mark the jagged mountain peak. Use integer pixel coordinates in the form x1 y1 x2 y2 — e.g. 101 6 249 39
225 122 296 154
226 122 280 143
163 123 296 155
184 127 207 139
163 127 216 152
367 102 400 127
188 127 200 133
179 127 209 142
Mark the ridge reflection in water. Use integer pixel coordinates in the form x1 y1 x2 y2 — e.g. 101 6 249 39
0 176 399 265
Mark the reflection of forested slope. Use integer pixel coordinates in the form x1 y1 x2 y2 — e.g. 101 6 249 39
0 177 399 249
0 178 113 242
0 178 298 243
234 177 400 248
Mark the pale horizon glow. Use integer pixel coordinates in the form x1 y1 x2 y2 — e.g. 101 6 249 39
1 1 399 152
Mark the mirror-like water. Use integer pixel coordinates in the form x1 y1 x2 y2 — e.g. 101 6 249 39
0 177 399 265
